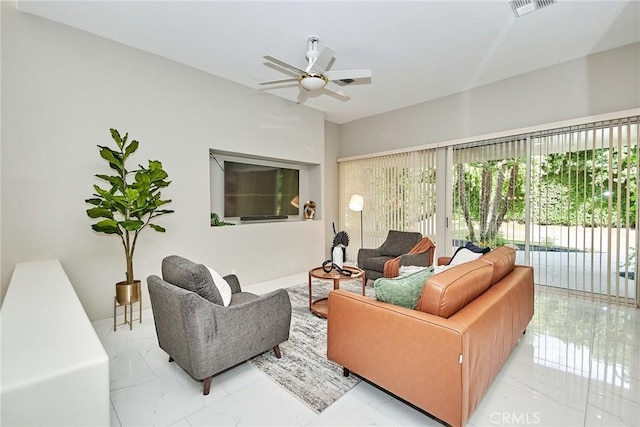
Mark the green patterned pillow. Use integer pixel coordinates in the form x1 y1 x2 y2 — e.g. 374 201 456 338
374 267 434 309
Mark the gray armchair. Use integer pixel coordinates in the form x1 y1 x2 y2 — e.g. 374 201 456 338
147 255 291 395
358 230 434 281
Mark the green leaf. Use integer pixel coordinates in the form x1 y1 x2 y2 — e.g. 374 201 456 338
99 146 123 172
110 129 123 149
148 160 162 170
134 170 151 187
123 139 139 160
149 224 166 232
85 198 102 206
124 188 139 202
120 220 144 231
93 184 113 200
86 207 114 219
152 209 174 216
95 174 124 190
91 219 121 235
149 169 168 183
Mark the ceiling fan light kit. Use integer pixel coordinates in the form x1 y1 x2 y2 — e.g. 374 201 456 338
261 35 372 102
299 73 328 90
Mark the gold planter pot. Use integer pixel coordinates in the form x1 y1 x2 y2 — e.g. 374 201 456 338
114 280 142 331
115 280 141 305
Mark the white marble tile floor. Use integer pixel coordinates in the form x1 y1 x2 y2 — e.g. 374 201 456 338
93 277 639 427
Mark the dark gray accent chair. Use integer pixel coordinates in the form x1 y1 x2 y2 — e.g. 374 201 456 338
358 230 429 281
147 255 292 395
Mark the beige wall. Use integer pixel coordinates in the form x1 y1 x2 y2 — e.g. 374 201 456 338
340 42 640 158
1 3 326 320
323 121 341 258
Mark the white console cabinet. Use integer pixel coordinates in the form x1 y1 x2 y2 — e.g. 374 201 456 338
1 259 110 426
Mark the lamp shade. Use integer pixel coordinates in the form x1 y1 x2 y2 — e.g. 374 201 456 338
300 75 327 91
348 194 364 212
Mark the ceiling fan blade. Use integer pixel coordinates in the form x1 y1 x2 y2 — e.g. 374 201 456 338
260 78 298 85
263 55 305 75
309 46 336 74
297 88 310 104
325 69 372 81
325 81 351 99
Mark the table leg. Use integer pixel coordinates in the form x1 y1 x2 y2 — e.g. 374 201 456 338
308 271 312 311
361 274 366 296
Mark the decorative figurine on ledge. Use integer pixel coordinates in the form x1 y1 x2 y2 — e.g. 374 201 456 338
303 200 316 220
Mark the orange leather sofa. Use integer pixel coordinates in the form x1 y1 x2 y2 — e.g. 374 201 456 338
327 246 534 427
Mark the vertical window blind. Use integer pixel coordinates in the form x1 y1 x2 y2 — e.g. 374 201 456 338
451 116 638 306
527 118 638 306
339 149 438 262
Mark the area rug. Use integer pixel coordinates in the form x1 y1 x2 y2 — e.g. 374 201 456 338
249 279 375 413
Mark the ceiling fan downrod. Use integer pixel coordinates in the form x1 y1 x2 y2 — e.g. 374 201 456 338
306 35 320 63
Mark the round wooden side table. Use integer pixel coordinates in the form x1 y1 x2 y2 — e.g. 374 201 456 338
308 265 365 318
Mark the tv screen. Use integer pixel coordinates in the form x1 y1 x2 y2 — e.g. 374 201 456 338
224 161 300 218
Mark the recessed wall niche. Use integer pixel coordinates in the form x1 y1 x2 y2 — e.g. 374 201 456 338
209 149 321 225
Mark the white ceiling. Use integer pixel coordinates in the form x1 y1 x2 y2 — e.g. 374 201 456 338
16 1 640 124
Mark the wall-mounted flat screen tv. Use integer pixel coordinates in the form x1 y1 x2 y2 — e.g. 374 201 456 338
224 161 300 218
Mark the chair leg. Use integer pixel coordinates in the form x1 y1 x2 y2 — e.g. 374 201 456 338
203 376 212 395
273 345 282 359
343 367 350 377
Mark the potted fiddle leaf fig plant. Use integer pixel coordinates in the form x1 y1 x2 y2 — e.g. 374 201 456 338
85 128 174 307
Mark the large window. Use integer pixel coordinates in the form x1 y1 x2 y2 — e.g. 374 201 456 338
340 115 639 306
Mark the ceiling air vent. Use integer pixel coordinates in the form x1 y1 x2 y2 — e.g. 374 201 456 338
509 0 557 17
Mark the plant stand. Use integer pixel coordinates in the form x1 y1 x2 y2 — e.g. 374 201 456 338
113 280 142 331
113 296 142 331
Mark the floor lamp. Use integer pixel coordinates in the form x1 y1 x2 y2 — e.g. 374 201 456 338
348 194 364 249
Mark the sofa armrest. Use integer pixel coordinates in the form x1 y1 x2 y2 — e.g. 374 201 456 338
438 256 451 266
327 290 465 426
223 274 242 294
192 289 291 376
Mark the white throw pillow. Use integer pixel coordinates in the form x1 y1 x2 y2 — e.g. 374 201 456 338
448 247 483 266
206 266 232 306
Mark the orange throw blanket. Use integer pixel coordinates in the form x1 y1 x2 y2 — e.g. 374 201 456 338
383 237 435 278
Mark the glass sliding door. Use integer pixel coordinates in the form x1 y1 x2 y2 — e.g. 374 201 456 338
450 117 638 306
451 138 527 252
529 118 638 305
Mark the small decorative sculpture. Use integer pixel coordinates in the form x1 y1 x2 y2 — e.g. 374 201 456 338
303 200 316 220
332 230 350 269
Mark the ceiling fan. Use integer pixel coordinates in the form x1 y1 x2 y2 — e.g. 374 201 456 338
260 36 372 103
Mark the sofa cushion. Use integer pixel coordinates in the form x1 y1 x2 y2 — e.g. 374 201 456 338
161 255 224 305
415 259 493 318
380 230 422 257
480 246 516 285
374 267 433 309
361 255 393 272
